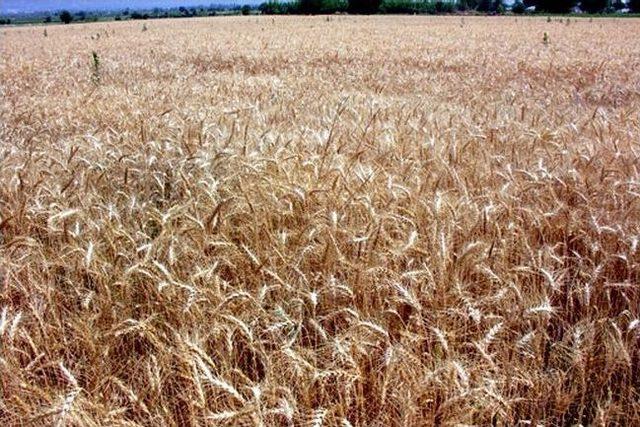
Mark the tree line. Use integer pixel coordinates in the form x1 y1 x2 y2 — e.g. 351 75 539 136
259 0 640 15
3 0 636 26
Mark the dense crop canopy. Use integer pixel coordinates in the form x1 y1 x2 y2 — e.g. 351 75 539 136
1 15 640 426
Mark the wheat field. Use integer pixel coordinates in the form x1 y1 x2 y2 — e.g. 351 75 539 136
1 15 639 426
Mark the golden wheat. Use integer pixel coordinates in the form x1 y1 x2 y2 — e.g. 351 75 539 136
1 15 639 426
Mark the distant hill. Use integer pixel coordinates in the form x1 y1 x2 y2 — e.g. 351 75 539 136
1 0 262 14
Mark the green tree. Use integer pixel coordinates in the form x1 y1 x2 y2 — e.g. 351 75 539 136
477 0 502 12
478 0 493 11
629 0 640 12
241 4 251 14
457 0 478 10
581 0 609 13
259 1 280 13
348 0 382 13
435 1 454 12
536 0 576 13
299 0 324 13
59 10 73 24
512 1 526 13
612 0 625 9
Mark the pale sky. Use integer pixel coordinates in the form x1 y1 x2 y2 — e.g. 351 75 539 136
1 0 259 14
